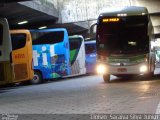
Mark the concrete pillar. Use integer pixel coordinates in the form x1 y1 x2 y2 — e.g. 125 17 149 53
58 0 131 23
133 0 160 13
133 0 160 35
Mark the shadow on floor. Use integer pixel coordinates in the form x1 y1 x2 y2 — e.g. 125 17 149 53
107 73 160 84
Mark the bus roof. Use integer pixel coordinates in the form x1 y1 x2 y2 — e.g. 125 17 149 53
69 35 84 39
99 6 148 17
30 28 67 32
10 29 30 34
84 40 96 44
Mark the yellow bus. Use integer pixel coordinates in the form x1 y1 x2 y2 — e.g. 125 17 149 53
0 18 34 86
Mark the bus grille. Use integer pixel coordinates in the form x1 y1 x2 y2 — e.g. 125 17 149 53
71 60 80 74
0 63 5 81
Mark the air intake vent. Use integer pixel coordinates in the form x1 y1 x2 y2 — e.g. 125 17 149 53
14 63 28 80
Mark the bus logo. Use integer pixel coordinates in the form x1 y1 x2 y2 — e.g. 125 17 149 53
15 54 25 59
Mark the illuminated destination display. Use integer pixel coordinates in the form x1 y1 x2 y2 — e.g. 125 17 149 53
102 18 120 23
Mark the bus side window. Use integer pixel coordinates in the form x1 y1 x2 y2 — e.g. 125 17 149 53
32 31 64 45
11 34 26 50
69 39 81 50
0 24 3 56
85 45 96 54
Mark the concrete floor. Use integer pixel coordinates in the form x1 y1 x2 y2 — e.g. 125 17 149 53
1 68 160 120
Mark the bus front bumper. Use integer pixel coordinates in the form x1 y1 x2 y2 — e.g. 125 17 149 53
96 63 149 75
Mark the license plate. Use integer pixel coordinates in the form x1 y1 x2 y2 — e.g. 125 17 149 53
117 68 127 72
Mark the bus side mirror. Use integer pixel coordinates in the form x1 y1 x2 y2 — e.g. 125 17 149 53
0 51 1 56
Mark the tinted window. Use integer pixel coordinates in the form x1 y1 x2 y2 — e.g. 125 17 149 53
69 37 82 50
0 24 3 45
11 34 26 50
31 31 64 45
97 26 148 55
97 15 149 55
85 44 96 54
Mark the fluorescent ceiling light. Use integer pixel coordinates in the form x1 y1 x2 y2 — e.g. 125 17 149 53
38 26 47 29
18 21 28 25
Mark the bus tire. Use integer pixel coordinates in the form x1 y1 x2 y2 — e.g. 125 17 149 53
103 74 110 83
147 71 154 78
31 71 42 84
147 63 155 78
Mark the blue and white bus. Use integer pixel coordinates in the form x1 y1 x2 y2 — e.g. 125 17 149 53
30 28 70 84
84 39 96 74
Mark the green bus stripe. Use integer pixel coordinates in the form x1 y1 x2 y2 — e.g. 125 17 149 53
108 54 147 62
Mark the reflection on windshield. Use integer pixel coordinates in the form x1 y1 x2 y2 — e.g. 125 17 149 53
97 24 149 55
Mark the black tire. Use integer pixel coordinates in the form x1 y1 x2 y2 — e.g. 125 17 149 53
147 71 154 78
31 71 42 84
103 74 110 83
147 63 155 78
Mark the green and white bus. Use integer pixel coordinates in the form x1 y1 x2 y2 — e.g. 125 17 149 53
96 6 156 82
68 35 86 76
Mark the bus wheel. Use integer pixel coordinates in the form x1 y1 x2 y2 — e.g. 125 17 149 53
103 74 110 83
31 71 42 84
147 71 154 78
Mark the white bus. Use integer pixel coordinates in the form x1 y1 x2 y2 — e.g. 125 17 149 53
96 6 156 82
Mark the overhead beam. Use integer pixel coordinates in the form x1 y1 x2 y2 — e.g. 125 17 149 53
0 0 32 3
19 1 58 18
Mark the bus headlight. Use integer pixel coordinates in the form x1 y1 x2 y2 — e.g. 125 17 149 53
96 64 108 74
140 65 147 73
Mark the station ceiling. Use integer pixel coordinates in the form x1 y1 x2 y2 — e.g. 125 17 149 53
0 0 32 3
0 2 57 28
0 1 57 29
0 0 87 36
0 0 159 37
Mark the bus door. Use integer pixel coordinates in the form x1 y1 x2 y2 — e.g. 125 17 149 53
0 18 13 85
10 30 34 83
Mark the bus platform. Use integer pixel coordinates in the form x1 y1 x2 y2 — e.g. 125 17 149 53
0 68 160 120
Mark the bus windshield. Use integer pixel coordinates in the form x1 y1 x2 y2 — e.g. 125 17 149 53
85 43 96 55
97 15 149 55
69 37 82 50
31 31 64 45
